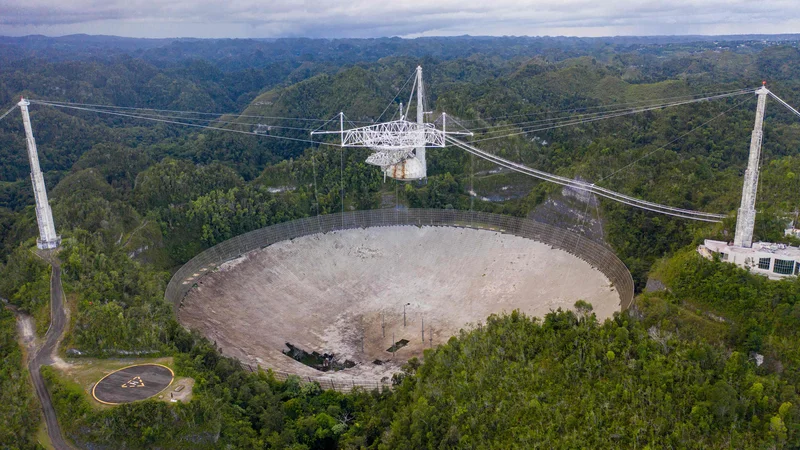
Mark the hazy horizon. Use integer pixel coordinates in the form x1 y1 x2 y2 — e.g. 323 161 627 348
2 32 800 41
3 1 800 40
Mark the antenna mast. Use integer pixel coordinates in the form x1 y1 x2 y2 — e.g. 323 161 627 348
415 65 426 175
18 98 60 250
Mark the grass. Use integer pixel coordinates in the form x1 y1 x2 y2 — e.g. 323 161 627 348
635 293 730 346
33 301 50 338
35 422 55 450
58 292 79 353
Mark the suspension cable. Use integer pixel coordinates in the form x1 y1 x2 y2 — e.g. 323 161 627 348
30 98 371 123
468 90 754 143
310 114 345 134
457 87 755 124
0 104 18 122
35 104 320 132
597 95 752 183
32 100 339 146
447 136 726 222
768 91 800 120
466 89 754 134
404 75 417 119
376 71 416 123
26 84 771 222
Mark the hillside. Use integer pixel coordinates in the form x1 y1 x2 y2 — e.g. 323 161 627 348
0 35 799 448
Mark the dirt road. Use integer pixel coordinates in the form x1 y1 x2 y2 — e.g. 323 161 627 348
28 258 72 449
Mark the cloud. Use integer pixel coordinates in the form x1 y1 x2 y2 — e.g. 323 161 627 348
1 0 800 38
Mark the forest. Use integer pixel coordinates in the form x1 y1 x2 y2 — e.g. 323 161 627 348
0 34 799 448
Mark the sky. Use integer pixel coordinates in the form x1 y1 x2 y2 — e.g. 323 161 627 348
2 0 800 39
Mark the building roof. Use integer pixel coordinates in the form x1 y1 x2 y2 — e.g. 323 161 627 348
704 239 800 258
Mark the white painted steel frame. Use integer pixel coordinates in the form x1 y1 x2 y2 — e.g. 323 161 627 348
340 120 445 149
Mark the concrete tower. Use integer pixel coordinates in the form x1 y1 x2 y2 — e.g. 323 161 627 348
733 85 769 248
18 98 60 250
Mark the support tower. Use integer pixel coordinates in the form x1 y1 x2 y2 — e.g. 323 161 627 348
18 98 60 250
733 85 769 248
414 65 426 175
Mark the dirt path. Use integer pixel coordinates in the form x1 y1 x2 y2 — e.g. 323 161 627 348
27 257 73 450
120 219 148 249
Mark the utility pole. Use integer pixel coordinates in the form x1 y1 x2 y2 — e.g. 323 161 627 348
340 111 344 227
18 98 59 250
403 302 410 327
429 325 432 347
421 317 424 342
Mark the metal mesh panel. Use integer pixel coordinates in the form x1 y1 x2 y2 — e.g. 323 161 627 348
165 209 634 390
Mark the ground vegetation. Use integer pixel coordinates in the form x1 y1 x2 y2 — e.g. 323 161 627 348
1 35 800 448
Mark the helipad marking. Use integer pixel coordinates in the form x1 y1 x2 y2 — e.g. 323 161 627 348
121 376 145 388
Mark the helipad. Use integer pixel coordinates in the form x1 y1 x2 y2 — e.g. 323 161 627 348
92 364 174 405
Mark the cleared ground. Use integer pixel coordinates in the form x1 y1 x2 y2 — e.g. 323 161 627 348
179 226 620 380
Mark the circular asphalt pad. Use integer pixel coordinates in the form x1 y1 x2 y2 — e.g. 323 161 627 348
92 364 174 405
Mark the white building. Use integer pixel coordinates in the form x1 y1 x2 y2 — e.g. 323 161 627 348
699 240 800 279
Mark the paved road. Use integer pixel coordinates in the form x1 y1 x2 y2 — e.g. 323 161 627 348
28 258 72 450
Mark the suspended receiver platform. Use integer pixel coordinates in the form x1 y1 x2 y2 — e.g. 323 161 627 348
312 66 471 180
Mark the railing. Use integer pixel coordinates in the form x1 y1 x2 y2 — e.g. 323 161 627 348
165 208 634 391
